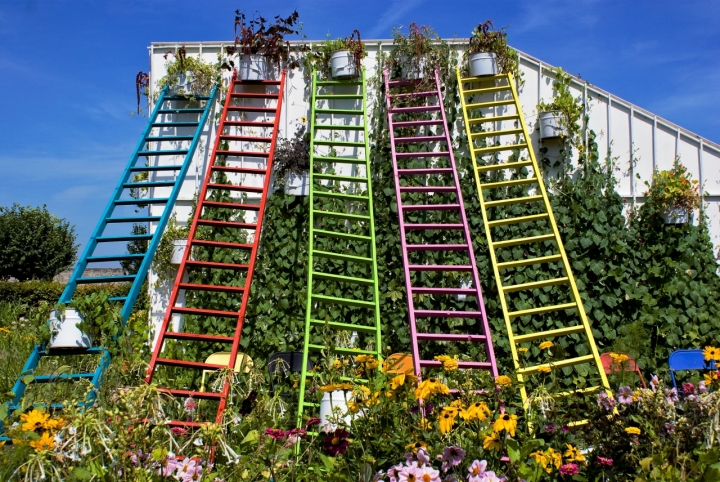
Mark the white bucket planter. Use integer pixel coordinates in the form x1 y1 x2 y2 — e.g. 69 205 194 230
538 111 567 139
468 52 498 77
49 309 92 349
171 239 188 264
330 50 356 79
284 171 309 196
400 57 426 80
174 72 196 96
236 55 270 81
456 279 472 301
319 390 361 429
662 207 691 224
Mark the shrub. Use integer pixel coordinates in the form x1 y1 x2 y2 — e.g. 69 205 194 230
0 204 77 281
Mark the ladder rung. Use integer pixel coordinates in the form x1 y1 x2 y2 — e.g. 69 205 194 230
502 277 569 293
114 198 169 205
190 239 254 250
313 250 372 264
211 166 267 175
476 160 532 173
171 307 239 318
137 150 188 156
230 92 278 99
459 73 508 82
484 195 544 208
206 183 263 193
412 287 476 296
514 325 586 344
308 344 375 356
313 140 365 148
408 265 473 272
86 254 144 262
122 181 175 188
508 302 578 318
311 294 375 308
468 114 519 125
480 178 538 189
155 358 228 370
196 219 257 230
312 272 375 286
401 203 459 212
487 213 549 228
178 283 245 294
227 106 276 113
315 109 363 116
492 233 556 249
390 105 441 114
390 90 437 99
96 234 153 242
466 99 515 110
392 119 443 128
163 331 235 343
394 135 446 143
518 355 595 375
129 165 183 172
314 229 371 242
313 191 368 202
472 128 523 139
312 210 370 221
395 151 450 158
397 168 454 176
313 155 366 164
151 122 199 127
309 319 377 333
76 274 136 283
313 124 364 131
406 243 468 251
416 333 486 342
313 173 368 183
315 94 363 99
497 254 562 270
145 135 194 142
161 389 224 401
108 296 127 302
184 260 249 270
201 201 260 211
216 150 269 158
224 120 275 128
463 85 512 96
399 186 456 193
316 80 363 86
218 135 272 142
474 143 528 155
104 215 161 223
31 373 95 383
419 360 491 369
404 223 464 230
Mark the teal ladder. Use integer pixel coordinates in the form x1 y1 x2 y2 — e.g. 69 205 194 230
297 69 382 426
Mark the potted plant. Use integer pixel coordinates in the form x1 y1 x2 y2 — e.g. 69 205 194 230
536 67 582 140
305 30 367 80
157 46 219 99
49 306 92 349
644 161 701 224
233 10 300 81
273 125 310 196
466 20 519 78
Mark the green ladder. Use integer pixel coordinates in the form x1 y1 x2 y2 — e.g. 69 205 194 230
297 69 382 426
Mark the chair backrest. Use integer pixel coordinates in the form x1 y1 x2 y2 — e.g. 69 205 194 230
668 349 712 371
204 351 254 374
600 352 639 372
268 351 313 374
384 353 414 375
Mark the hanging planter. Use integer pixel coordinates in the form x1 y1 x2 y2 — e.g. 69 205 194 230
173 72 196 96
330 50 356 79
171 239 188 264
400 56 426 80
538 111 567 139
662 207 692 225
645 163 701 225
49 309 92 349
284 171 309 196
468 52 498 77
236 55 271 81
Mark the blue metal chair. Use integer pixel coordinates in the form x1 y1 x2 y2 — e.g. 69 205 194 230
668 349 716 389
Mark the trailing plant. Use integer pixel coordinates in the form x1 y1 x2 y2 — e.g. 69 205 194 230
135 71 149 115
233 10 301 64
466 20 520 80
273 125 311 181
644 160 702 212
536 67 584 144
388 23 451 81
304 30 367 80
156 47 220 99
152 216 188 287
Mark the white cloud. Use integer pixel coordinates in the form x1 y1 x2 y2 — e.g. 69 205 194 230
367 0 427 39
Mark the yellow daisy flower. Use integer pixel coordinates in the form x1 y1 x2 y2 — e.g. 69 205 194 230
537 365 552 373
483 432 502 452
703 346 720 362
29 432 54 451
539 341 554 350
492 413 518 437
20 410 50 433
495 375 512 386
625 427 641 435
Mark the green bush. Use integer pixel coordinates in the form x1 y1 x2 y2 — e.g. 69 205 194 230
0 281 148 311
0 204 78 281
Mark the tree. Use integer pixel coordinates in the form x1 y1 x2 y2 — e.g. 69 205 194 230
0 204 78 281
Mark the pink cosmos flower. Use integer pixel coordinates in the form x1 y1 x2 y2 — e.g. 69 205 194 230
399 465 422 482
176 458 203 481
597 392 616 411
650 375 660 391
418 465 441 482
441 446 466 472
617 386 633 404
184 397 196 414
699 381 708 393
156 454 179 476
417 448 431 467
559 463 579 476
387 463 404 482
467 460 500 482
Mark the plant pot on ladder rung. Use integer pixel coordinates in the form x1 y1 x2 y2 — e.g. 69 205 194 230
49 309 92 349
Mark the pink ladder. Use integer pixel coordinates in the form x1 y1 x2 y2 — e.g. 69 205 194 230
383 69 498 379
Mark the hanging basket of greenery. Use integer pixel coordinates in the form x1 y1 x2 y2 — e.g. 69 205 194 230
536 68 583 141
305 30 367 80
644 162 701 224
233 10 300 81
389 23 450 81
273 126 311 196
466 20 519 78
156 46 219 100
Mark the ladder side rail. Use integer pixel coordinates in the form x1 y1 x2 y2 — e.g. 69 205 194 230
121 85 219 323
60 86 171 306
146 79 234 378
10 345 43 407
383 69 423 378
435 70 498 377
506 72 609 389
456 69 523 395
361 68 383 358
297 70 319 426
217 70 288 421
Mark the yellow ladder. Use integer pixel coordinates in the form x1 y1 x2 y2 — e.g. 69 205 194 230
456 68 609 405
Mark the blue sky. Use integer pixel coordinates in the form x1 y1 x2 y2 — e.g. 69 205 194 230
0 0 718 253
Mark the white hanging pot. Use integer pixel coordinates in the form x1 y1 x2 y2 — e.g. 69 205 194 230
49 309 92 349
456 279 472 301
538 111 567 139
468 52 498 77
662 207 691 224
236 55 270 81
284 171 309 196
330 50 356 79
174 72 195 95
400 56 426 80
171 239 188 264
319 390 361 429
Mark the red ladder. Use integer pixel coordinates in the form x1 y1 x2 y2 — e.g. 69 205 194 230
145 70 286 426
